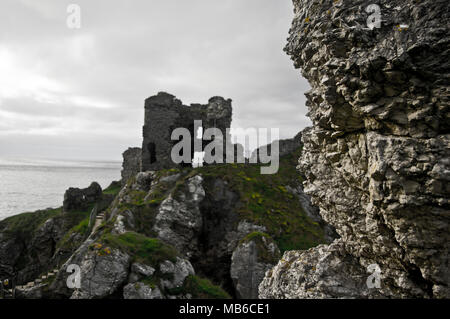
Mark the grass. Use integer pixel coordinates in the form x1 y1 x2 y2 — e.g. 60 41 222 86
0 208 62 238
239 231 272 244
100 231 178 266
56 213 91 251
169 275 231 299
103 181 122 196
239 231 281 264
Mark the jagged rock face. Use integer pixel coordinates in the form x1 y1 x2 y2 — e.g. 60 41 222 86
121 147 142 185
285 184 338 243
49 235 197 299
67 168 315 299
70 247 131 299
6 140 328 299
260 0 449 298
231 235 281 299
0 209 88 286
159 257 195 290
150 174 270 296
153 175 205 258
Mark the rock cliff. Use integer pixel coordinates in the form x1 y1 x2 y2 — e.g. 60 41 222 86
1 143 330 299
44 147 329 299
260 0 449 298
0 182 118 292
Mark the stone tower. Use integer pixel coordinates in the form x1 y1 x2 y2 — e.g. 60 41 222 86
141 92 233 171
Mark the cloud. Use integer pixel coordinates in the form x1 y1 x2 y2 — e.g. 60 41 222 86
0 0 311 161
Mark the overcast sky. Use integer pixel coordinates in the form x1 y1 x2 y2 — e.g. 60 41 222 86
0 0 311 162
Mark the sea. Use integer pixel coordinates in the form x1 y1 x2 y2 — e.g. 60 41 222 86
0 157 122 221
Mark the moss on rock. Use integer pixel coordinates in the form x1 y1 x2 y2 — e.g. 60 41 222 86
170 275 231 299
100 231 178 266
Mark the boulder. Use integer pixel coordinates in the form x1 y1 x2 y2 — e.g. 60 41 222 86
123 282 163 299
159 257 195 290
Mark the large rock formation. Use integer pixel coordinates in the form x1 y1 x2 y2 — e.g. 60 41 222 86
0 182 117 290
39 141 328 299
231 233 281 299
260 0 449 298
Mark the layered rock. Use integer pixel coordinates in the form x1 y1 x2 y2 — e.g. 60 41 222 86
260 0 449 298
41 144 328 299
231 233 281 299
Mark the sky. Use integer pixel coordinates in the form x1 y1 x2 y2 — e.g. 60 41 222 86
0 0 311 162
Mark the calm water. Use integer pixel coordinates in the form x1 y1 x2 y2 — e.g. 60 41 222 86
0 157 121 221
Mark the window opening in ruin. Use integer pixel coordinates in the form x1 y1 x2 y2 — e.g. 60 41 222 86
148 142 156 163
196 126 203 139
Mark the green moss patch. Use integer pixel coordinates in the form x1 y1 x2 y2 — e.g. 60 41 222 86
169 275 231 299
100 231 178 266
56 214 91 251
239 232 281 264
239 231 271 244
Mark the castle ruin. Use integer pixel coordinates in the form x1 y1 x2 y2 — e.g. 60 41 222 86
141 92 233 171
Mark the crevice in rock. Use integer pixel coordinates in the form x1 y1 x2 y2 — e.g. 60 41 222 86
190 178 240 298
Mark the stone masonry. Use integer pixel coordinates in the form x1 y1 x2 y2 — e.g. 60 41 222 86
141 92 233 171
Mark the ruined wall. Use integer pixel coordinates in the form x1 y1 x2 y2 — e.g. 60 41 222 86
121 147 142 185
260 0 449 298
141 92 232 171
63 182 103 212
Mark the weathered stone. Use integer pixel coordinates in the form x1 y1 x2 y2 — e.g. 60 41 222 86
15 283 46 299
134 171 155 192
121 147 142 185
123 282 163 299
153 175 205 258
159 257 195 290
231 235 280 299
260 0 450 299
285 184 338 243
141 92 233 171
128 263 155 284
63 182 103 212
70 248 131 299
